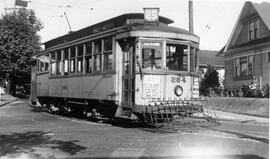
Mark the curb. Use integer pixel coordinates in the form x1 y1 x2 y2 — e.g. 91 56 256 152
214 117 269 125
0 99 17 107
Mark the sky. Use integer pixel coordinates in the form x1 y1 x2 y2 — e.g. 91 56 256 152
0 0 266 51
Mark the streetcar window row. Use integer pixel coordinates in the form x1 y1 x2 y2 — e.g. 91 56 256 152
37 37 113 76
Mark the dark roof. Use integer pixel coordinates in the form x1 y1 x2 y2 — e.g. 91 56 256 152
198 50 224 66
253 2 270 30
228 36 270 50
216 46 225 56
44 13 175 48
127 23 196 36
220 1 270 55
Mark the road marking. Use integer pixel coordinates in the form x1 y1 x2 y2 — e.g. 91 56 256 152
110 148 145 158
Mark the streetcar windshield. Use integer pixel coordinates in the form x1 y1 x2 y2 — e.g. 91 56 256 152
166 43 188 71
166 43 198 72
141 41 198 72
142 42 162 69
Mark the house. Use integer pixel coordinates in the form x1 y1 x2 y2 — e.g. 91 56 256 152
220 1 270 96
198 50 225 87
198 50 224 73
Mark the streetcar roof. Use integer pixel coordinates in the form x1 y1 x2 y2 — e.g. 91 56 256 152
44 13 174 48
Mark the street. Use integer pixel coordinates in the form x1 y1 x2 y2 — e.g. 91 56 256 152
0 100 268 159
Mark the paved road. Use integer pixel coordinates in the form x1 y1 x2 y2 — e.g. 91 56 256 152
0 100 268 159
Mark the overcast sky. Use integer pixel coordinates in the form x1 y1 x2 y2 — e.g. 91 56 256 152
0 0 266 50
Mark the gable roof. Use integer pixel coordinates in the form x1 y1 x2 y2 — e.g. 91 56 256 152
198 50 224 67
223 1 270 53
253 2 270 29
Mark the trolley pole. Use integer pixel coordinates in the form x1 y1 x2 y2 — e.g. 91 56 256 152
189 0 194 33
64 11 73 33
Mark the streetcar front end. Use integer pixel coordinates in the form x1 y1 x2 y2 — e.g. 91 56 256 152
131 37 205 124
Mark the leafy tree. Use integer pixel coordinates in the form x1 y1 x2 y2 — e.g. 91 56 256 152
199 64 220 96
0 8 43 95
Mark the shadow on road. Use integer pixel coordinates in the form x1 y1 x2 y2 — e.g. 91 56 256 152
107 117 221 134
55 154 266 159
30 106 221 134
0 131 86 157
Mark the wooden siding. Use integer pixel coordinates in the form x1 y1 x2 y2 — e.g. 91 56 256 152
235 17 270 46
37 75 117 101
224 52 270 90
235 21 249 45
259 19 270 38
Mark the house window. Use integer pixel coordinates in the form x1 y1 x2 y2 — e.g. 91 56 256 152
267 52 270 62
249 18 259 41
248 55 253 76
103 37 113 70
240 57 247 76
235 58 240 77
234 55 253 77
85 42 93 74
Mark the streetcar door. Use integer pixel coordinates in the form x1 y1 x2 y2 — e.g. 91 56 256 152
121 41 135 116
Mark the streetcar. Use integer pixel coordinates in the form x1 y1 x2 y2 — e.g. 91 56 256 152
30 9 211 126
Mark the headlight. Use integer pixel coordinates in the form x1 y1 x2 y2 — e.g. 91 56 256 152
174 85 183 97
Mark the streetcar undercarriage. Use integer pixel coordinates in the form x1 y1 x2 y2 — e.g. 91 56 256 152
34 97 217 127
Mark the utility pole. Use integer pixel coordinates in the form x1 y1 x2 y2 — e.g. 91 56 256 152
189 0 194 33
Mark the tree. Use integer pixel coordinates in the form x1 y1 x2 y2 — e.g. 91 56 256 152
0 8 43 95
199 65 220 96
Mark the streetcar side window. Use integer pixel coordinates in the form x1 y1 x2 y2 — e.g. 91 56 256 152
51 52 56 75
77 44 84 73
103 37 113 71
44 54 49 71
63 48 69 75
94 40 102 72
37 54 49 73
56 50 62 75
166 44 188 71
190 47 197 72
85 42 93 74
70 46 76 73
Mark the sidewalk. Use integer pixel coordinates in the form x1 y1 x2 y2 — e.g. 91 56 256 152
0 94 17 107
214 110 269 124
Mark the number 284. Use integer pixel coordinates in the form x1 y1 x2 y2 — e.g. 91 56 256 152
171 77 185 83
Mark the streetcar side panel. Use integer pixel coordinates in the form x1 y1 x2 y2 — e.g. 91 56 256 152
47 75 116 100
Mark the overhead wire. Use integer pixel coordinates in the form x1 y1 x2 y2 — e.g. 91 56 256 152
204 0 226 32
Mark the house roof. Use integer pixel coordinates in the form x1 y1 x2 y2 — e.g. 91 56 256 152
221 1 270 54
253 2 270 30
198 50 224 67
